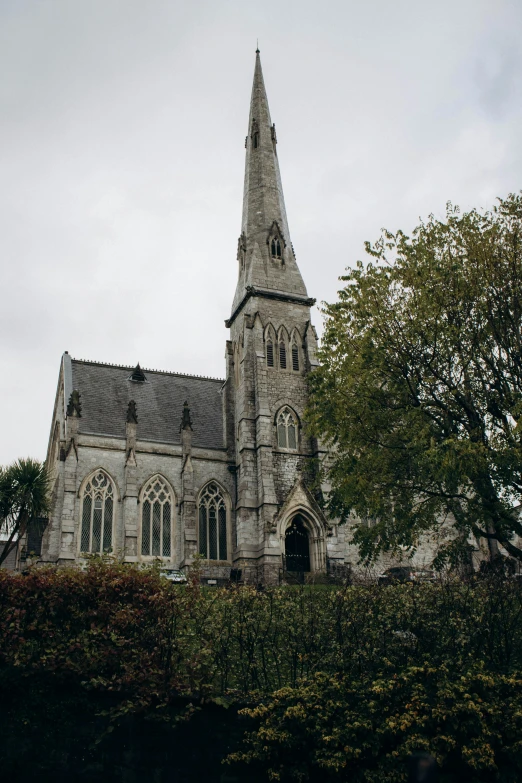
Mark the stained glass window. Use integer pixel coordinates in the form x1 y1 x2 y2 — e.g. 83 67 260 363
198 482 227 561
80 471 114 554
141 477 172 558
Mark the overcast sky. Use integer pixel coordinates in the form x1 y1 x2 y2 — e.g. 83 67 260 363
1 0 521 465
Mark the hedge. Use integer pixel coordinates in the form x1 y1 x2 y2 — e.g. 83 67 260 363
1 560 521 781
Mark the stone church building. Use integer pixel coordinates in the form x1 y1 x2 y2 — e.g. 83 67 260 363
41 51 358 583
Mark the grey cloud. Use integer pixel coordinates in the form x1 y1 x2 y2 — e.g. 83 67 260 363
1 0 521 463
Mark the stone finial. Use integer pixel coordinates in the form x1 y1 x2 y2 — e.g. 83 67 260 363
129 363 147 382
66 389 82 417
180 401 193 431
237 233 247 262
126 400 138 424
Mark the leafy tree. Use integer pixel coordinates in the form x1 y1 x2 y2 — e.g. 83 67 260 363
308 193 522 566
0 458 51 566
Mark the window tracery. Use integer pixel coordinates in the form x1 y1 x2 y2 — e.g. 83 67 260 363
271 238 282 258
80 470 114 554
198 482 228 561
267 221 285 263
141 476 172 558
277 407 298 450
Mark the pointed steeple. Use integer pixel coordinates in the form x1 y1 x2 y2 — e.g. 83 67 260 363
230 51 310 321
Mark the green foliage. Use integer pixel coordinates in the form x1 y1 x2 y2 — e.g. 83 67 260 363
307 193 522 565
2 563 522 780
0 558 208 718
231 667 522 783
0 458 51 565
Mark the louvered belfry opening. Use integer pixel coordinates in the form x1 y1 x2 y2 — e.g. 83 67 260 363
291 344 299 371
266 339 274 366
284 516 311 572
279 341 287 369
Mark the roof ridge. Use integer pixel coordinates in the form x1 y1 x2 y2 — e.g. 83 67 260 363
70 357 225 383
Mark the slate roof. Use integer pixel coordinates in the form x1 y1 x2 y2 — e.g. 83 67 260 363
71 360 225 450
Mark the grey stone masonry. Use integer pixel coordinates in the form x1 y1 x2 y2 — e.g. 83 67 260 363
231 51 309 317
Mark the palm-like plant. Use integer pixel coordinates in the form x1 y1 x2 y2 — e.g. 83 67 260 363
0 458 51 567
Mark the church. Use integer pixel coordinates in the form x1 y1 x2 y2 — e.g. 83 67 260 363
40 51 358 583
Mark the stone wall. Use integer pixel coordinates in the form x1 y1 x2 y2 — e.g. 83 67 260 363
43 431 236 573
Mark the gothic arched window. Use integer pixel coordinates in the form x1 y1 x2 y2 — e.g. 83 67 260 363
141 476 173 558
279 340 287 369
266 339 274 367
80 470 115 554
277 407 298 450
271 238 282 259
291 343 299 372
198 482 228 561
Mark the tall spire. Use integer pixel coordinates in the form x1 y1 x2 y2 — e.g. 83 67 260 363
230 51 309 319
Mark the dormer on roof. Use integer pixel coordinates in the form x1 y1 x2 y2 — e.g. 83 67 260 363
129 363 147 383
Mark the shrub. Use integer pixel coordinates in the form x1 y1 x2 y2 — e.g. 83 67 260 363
229 666 522 782
1 562 522 780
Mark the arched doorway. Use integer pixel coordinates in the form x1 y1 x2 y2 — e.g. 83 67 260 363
284 515 310 572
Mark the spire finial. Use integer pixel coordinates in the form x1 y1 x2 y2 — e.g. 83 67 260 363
256 39 259 54
126 400 138 424
66 389 82 418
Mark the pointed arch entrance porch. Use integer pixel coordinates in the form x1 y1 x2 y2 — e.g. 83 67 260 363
277 503 327 576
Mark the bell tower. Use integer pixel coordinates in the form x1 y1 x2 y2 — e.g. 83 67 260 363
226 50 333 583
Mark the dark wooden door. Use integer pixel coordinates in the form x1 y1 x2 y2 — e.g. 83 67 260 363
285 516 310 572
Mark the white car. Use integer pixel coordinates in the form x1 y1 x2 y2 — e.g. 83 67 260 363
160 569 187 584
